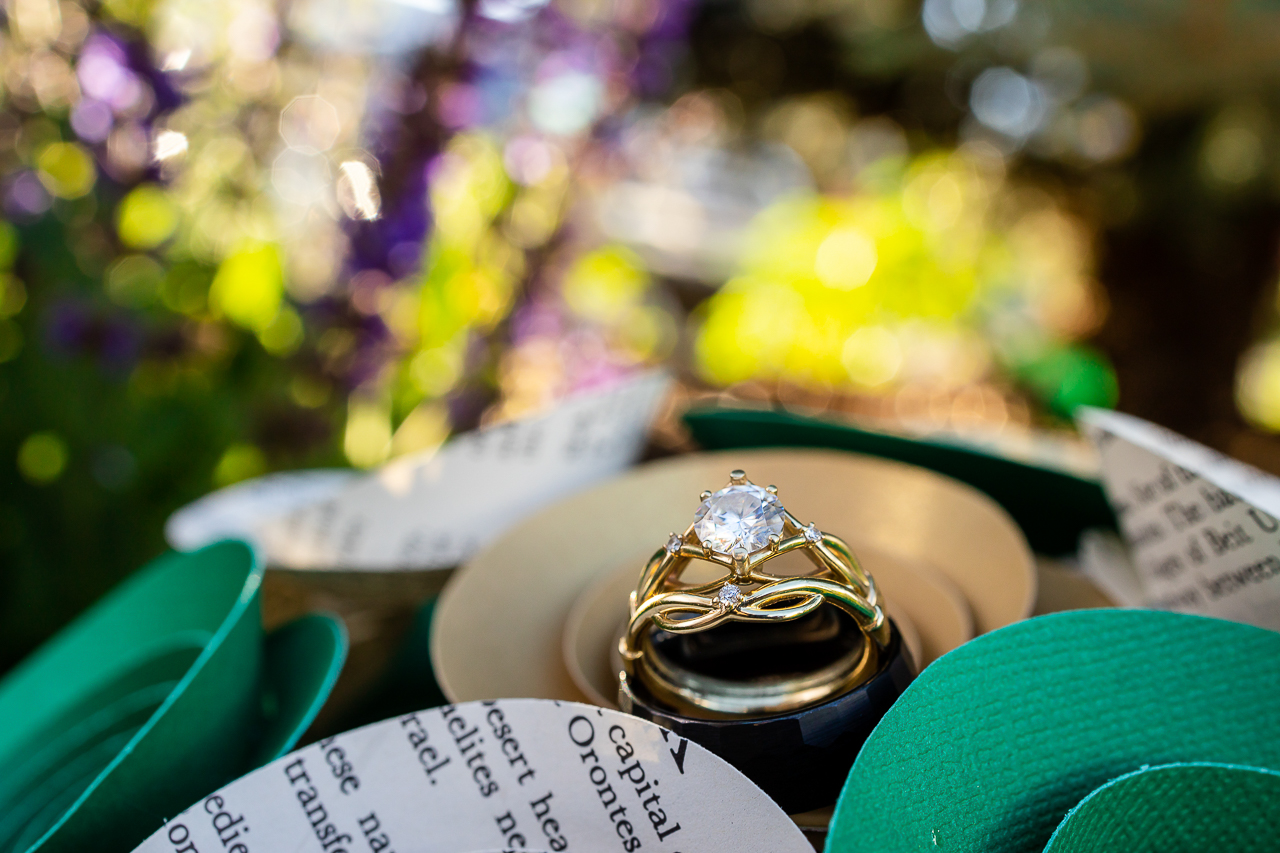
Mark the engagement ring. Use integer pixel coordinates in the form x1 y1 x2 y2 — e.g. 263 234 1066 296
620 469 891 716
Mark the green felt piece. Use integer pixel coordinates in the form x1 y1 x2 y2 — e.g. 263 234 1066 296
0 541 346 853
1 541 265 853
0 646 200 814
250 612 348 765
1045 763 1280 853
683 407 1115 554
825 610 1280 853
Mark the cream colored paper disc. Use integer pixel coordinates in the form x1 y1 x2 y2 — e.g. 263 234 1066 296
434 448 1034 705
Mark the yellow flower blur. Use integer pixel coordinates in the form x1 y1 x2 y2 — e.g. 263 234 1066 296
695 148 1102 395
116 185 180 250
210 242 284 332
36 142 96 199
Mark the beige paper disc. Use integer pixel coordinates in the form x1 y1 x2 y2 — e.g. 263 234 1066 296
561 541 970 708
433 448 1034 705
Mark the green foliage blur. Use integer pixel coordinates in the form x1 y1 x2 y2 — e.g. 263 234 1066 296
0 211 345 674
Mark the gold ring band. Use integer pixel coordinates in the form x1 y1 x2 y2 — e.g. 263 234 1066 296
631 617 877 716
620 469 889 716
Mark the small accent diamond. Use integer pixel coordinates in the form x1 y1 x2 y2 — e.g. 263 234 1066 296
804 523 823 543
665 534 683 555
717 584 742 607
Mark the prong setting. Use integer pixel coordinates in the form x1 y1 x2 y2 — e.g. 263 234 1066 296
692 469 786 556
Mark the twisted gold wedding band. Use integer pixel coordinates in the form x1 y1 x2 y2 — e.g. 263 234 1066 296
619 469 889 715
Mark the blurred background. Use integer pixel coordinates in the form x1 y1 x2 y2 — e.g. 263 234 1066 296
5 0 1280 674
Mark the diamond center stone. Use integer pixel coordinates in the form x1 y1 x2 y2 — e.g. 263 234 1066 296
693 483 784 555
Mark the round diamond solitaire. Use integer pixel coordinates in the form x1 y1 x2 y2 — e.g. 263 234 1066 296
693 483 785 555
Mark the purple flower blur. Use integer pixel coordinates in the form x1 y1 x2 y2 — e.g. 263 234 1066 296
44 300 142 373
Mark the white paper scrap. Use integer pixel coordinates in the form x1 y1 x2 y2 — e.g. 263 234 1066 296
165 470 359 553
1078 407 1280 630
132 699 810 853
257 372 671 571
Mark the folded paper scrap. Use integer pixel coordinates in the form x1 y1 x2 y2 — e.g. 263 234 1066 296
166 470 359 554
166 372 671 570
129 699 812 853
1078 407 1280 631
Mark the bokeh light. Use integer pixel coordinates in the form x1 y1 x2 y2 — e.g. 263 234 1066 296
18 0 1280 674
17 432 68 485
693 145 1114 416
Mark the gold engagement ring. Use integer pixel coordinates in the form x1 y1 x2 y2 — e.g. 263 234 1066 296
619 469 890 716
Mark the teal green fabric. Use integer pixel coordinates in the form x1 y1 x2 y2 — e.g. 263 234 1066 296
1045 763 1280 852
825 610 1280 853
683 407 1115 554
0 541 346 853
